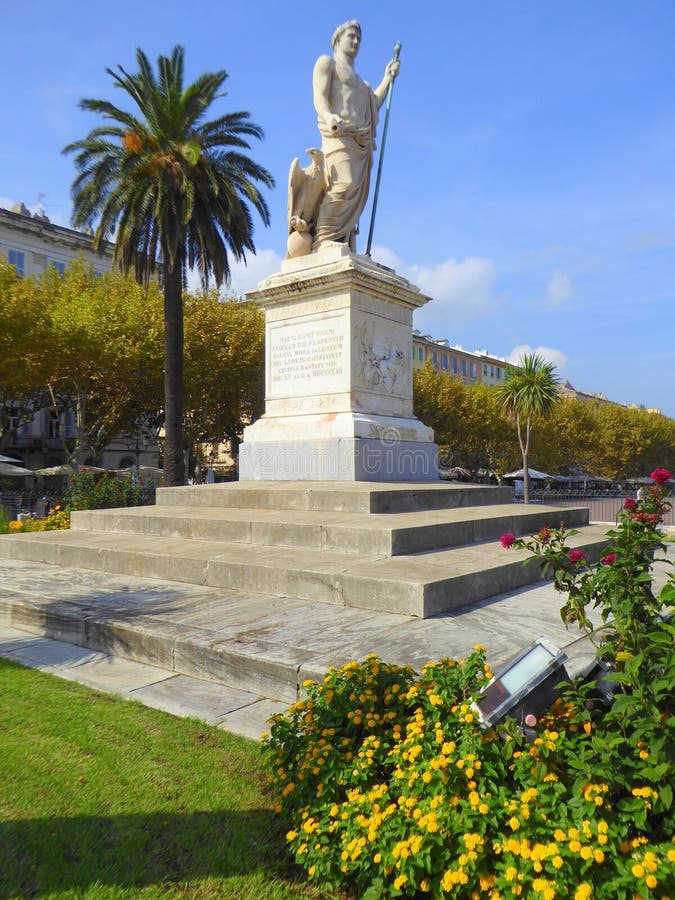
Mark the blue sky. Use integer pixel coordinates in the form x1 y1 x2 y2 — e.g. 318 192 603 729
2 0 674 416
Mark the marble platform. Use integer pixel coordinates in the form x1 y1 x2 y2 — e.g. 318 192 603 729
0 481 610 619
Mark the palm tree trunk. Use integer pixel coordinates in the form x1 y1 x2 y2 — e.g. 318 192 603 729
516 413 531 504
162 261 185 486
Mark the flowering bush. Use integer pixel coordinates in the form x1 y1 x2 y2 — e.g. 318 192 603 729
501 468 673 668
264 470 675 898
64 470 153 511
7 505 71 532
264 653 674 897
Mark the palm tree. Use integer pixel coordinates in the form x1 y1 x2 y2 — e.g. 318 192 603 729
64 46 273 485
496 353 561 503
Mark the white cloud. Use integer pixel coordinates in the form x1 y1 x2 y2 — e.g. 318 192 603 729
406 257 497 318
370 247 500 328
370 244 403 271
508 344 568 372
227 249 284 297
545 271 575 306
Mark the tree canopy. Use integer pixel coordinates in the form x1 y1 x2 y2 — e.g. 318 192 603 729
0 263 266 469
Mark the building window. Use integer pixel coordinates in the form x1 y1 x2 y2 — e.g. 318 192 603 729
441 354 448 370
432 352 438 368
418 347 424 361
63 408 76 439
8 249 25 276
451 357 458 374
496 367 501 379
412 344 415 359
50 260 66 275
5 404 19 432
460 359 467 376
47 412 60 439
470 362 477 378
483 364 488 376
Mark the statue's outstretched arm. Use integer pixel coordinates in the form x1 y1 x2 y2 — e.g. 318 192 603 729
374 57 400 107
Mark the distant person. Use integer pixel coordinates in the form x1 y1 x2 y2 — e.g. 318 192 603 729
312 20 400 250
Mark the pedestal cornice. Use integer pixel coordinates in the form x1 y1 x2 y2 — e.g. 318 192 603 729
248 247 431 312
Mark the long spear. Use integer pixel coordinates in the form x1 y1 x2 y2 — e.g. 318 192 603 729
365 41 401 257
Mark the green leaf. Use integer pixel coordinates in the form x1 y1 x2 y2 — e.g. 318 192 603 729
657 783 673 812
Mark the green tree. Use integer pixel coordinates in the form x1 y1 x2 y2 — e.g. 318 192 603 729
64 45 273 485
0 260 51 449
183 292 264 458
413 367 518 479
533 398 597 477
35 263 165 465
462 382 518 479
589 402 675 480
495 353 561 503
413 363 468 458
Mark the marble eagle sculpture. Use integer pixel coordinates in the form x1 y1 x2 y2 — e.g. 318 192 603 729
286 147 329 258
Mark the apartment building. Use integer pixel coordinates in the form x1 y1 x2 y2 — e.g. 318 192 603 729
0 202 114 278
412 331 508 386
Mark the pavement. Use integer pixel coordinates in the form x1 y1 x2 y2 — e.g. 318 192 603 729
0 543 671 742
0 620 285 741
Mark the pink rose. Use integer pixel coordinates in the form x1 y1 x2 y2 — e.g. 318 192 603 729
602 553 616 566
500 532 516 549
650 468 672 485
569 549 586 564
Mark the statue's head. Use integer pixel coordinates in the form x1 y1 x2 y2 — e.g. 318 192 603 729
332 20 361 51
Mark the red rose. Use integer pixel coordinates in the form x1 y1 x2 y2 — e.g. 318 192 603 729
650 468 672 485
569 549 586 564
602 553 616 566
623 498 637 510
500 532 516 549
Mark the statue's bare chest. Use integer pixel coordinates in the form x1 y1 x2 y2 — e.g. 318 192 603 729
331 61 370 124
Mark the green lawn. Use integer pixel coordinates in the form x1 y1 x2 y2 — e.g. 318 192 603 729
0 657 332 899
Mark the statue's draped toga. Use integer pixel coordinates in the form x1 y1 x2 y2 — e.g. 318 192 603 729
313 89 380 250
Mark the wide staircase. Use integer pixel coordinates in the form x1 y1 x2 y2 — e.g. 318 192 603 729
0 481 609 619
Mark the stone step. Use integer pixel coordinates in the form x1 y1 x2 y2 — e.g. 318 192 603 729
0 524 610 618
155 480 514 513
343 526 610 617
70 503 591 557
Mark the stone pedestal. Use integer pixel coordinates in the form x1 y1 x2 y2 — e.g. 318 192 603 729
239 245 439 481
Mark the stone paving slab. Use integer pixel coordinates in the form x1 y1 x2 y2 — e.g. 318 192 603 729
216 699 289 741
0 624 285 740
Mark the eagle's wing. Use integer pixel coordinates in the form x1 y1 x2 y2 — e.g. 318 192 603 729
288 157 303 232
